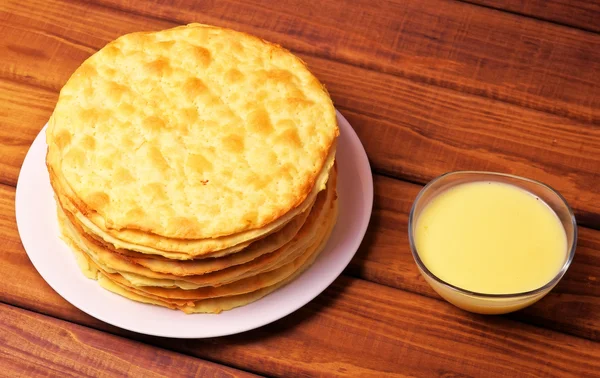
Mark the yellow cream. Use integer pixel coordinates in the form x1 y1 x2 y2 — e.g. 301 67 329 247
415 181 567 294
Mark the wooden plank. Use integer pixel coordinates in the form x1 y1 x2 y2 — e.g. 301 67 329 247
337 105 600 229
464 0 600 33
0 0 172 92
0 238 598 378
0 303 257 378
1 169 599 343
1 3 600 229
168 277 600 378
89 0 600 125
3 0 600 124
0 79 56 185
0 232 599 378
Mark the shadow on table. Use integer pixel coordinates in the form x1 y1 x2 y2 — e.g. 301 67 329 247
154 273 354 360
505 246 600 340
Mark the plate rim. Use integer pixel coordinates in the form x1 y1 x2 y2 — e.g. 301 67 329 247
15 109 373 338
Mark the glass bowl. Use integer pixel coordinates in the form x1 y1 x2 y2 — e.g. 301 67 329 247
408 171 577 314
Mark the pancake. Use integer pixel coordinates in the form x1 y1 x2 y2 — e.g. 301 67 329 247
46 23 338 257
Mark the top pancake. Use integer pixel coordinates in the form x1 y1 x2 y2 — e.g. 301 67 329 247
46 23 338 240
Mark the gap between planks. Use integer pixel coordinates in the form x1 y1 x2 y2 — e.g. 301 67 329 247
454 0 600 35
340 266 599 344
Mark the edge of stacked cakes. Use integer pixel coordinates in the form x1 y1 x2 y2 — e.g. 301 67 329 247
46 23 339 314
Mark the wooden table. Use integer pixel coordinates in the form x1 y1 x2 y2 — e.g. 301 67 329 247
1 1 599 376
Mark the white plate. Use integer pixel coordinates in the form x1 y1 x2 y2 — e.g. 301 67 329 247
15 110 373 338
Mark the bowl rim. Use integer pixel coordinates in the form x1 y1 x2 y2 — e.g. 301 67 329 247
408 170 578 299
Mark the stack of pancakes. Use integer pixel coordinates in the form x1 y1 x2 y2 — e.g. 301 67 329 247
45 24 339 313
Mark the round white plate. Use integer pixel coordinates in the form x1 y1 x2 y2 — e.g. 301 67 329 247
15 110 373 338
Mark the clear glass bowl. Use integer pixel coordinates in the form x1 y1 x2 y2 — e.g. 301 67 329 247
408 171 577 314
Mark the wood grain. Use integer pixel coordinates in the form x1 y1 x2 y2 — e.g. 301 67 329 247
464 0 600 33
0 246 599 378
0 303 256 378
168 277 600 378
2 0 599 376
1 198 600 378
1 0 600 229
91 0 600 124
0 79 56 186
1 166 599 343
